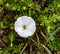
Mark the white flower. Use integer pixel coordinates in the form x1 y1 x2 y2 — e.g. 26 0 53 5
14 16 36 38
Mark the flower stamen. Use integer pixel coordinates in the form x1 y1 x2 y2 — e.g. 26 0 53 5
23 25 26 30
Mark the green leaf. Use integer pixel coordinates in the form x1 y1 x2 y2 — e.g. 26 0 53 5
10 23 14 29
12 43 24 54
48 27 60 41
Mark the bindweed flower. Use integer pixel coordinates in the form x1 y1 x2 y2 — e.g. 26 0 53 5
14 16 36 38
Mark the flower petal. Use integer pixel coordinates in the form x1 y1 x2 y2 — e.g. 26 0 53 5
15 27 23 32
27 25 36 35
21 16 35 25
15 20 23 27
17 30 32 38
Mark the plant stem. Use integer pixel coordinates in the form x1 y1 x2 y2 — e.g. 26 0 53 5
29 8 31 16
41 44 52 54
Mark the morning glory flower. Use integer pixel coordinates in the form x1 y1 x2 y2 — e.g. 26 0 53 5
14 16 36 38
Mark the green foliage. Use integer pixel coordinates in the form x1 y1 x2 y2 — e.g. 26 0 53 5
3 49 9 54
0 19 7 29
3 32 18 45
0 0 60 53
2 32 24 54
0 48 3 54
12 43 24 54
2 43 24 54
48 36 60 50
29 34 52 54
9 23 14 29
48 0 60 11
0 7 3 12
0 0 4 4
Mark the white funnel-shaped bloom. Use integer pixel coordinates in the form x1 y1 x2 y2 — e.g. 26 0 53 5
14 16 36 38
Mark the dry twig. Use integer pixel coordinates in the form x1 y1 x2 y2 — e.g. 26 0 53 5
19 43 28 54
0 39 7 48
